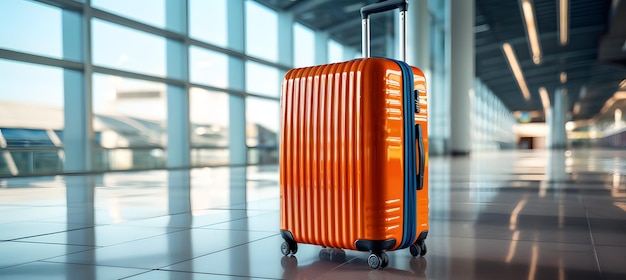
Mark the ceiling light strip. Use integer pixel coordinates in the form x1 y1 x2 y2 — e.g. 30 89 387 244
521 0 542 64
502 43 532 100
559 0 569 45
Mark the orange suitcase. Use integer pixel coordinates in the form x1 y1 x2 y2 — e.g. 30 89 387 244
279 0 428 269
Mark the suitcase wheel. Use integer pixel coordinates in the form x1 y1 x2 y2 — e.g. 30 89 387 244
280 241 298 256
367 252 389 269
409 241 427 257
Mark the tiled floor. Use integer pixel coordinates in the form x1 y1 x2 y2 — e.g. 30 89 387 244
1 149 626 279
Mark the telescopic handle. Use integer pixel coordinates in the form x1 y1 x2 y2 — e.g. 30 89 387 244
360 0 409 60
360 0 408 18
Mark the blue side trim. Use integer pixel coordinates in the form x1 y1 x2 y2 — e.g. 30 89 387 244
387 59 417 249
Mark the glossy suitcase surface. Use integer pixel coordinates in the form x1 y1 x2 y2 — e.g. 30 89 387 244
279 0 428 269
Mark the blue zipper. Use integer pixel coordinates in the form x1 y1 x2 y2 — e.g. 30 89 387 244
387 59 417 249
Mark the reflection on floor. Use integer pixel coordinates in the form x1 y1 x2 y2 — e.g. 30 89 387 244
1 149 626 279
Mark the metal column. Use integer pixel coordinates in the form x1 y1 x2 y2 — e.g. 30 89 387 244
449 0 474 155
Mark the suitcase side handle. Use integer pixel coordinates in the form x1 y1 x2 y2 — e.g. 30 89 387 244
361 0 408 60
416 123 425 190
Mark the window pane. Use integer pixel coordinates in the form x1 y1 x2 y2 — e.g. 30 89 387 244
293 23 315 68
0 59 64 176
191 148 229 166
189 46 229 89
328 39 344 63
246 96 279 149
189 0 227 47
0 0 62 59
0 60 64 110
92 19 167 78
245 0 278 62
92 73 167 171
190 88 229 146
190 87 229 166
245 61 280 97
92 0 167 31
2 129 55 147
247 148 278 164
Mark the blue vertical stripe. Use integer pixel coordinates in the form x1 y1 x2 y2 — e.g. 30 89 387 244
387 59 417 249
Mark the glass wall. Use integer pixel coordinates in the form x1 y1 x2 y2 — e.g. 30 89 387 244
189 88 229 166
189 0 227 48
0 1 67 176
0 0 64 59
293 23 315 68
327 39 344 64
188 46 230 89
92 19 168 78
92 0 167 31
92 74 167 171
0 0 517 177
246 96 279 164
245 0 278 62
0 0 364 177
0 59 65 176
427 0 516 154
245 61 280 97
472 79 517 151
428 0 450 155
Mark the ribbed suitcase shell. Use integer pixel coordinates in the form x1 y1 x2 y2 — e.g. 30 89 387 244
280 57 428 251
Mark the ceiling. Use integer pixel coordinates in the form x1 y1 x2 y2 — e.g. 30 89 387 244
255 0 626 122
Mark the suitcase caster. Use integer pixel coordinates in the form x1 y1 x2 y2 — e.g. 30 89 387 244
281 241 298 256
280 230 298 256
367 251 389 269
409 241 427 257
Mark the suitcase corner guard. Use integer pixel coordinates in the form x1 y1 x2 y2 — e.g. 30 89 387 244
280 230 296 244
354 239 396 252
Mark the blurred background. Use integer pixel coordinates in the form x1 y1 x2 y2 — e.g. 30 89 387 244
0 0 625 177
